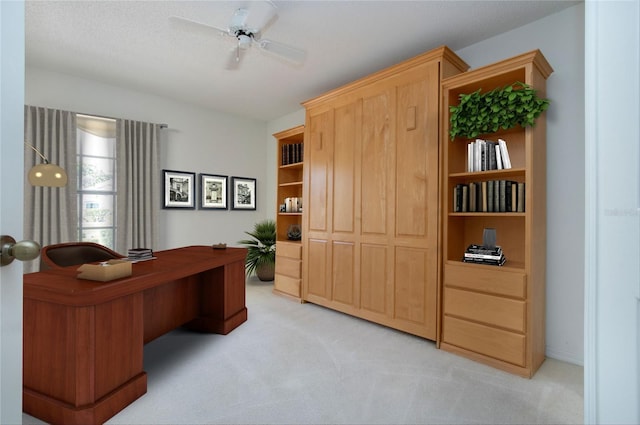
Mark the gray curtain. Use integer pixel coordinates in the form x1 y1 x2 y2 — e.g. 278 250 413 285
24 105 78 273
115 119 162 254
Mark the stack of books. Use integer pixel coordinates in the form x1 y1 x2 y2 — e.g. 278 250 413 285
127 248 154 262
463 244 506 266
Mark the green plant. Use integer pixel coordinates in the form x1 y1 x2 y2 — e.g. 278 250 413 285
238 219 276 277
449 82 550 140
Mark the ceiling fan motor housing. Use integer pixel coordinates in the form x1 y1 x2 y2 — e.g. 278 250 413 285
235 29 254 49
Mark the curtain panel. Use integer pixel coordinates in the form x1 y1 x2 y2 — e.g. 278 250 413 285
23 105 78 273
115 120 162 254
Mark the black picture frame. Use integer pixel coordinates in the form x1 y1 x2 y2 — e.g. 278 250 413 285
231 176 256 210
199 173 228 210
162 169 196 209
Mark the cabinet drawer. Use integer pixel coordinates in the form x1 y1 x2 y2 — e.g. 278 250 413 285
275 256 301 279
444 287 525 332
274 275 301 298
276 242 302 259
442 316 525 367
444 263 526 298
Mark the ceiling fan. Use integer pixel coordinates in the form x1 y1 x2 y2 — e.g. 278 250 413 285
170 2 306 70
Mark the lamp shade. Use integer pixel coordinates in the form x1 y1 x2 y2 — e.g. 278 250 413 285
28 163 68 187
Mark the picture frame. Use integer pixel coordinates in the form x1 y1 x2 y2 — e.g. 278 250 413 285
199 173 228 210
231 176 256 210
162 169 196 209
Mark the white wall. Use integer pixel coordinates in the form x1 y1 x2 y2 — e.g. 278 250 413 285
455 3 586 366
266 4 586 366
26 67 269 250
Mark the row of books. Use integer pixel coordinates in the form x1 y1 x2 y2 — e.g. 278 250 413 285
467 138 512 172
282 197 302 213
463 244 506 266
281 143 304 166
127 248 154 262
453 180 525 213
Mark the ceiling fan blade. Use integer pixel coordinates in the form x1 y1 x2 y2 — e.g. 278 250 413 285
225 46 246 70
257 39 307 65
169 16 229 38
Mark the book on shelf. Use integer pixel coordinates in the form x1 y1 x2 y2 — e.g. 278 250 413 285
517 182 525 212
498 138 512 169
281 143 304 166
452 181 525 213
463 244 506 266
467 139 511 172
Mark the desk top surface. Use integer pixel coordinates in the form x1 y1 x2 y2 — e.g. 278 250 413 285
24 245 247 306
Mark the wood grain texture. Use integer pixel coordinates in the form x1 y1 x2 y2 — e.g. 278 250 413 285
302 47 464 341
23 246 247 424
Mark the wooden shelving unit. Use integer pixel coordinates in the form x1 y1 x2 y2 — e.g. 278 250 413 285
439 50 553 377
273 125 304 301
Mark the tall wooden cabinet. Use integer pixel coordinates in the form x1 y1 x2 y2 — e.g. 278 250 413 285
273 125 304 301
439 50 553 377
301 46 468 340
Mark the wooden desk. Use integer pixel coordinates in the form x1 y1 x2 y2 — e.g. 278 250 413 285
23 246 248 425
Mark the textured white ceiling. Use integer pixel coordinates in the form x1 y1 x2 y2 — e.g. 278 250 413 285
25 1 578 121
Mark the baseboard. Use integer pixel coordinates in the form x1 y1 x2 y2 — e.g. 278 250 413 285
546 346 584 366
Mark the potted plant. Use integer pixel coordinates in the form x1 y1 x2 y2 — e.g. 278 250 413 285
238 219 276 281
449 81 550 140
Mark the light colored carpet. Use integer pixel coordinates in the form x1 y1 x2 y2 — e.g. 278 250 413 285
24 277 583 424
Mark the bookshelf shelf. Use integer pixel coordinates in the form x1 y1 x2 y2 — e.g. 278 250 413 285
440 50 552 377
273 125 305 302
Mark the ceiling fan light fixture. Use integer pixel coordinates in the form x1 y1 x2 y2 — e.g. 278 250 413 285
237 34 252 49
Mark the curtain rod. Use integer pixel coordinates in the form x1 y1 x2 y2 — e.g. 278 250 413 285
75 112 167 128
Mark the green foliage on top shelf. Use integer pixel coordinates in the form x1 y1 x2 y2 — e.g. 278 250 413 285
449 82 550 140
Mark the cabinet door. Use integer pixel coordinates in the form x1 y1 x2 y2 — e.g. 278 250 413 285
304 109 334 302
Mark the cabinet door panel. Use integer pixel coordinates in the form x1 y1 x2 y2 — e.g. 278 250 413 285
307 239 328 298
361 90 393 235
307 111 333 232
332 241 355 305
395 65 438 240
360 243 388 314
394 247 432 325
333 103 358 233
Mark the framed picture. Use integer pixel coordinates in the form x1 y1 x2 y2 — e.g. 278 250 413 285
162 169 195 209
231 176 256 210
199 174 228 209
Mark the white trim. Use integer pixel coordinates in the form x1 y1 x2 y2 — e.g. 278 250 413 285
583 1 598 423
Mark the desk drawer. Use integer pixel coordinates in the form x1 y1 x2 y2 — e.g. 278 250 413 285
444 287 525 332
275 256 301 278
276 242 302 259
443 316 525 367
444 263 526 298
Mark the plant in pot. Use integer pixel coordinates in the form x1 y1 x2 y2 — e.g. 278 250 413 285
449 82 550 140
238 219 276 281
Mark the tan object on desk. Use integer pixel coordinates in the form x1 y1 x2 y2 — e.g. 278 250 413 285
77 259 132 281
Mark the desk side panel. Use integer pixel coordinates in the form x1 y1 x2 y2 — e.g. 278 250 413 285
187 259 247 334
143 277 200 343
95 293 144 399
23 299 95 406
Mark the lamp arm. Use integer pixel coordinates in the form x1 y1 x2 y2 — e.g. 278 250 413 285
24 142 50 164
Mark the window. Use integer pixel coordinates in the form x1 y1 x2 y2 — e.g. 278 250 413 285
76 115 117 249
